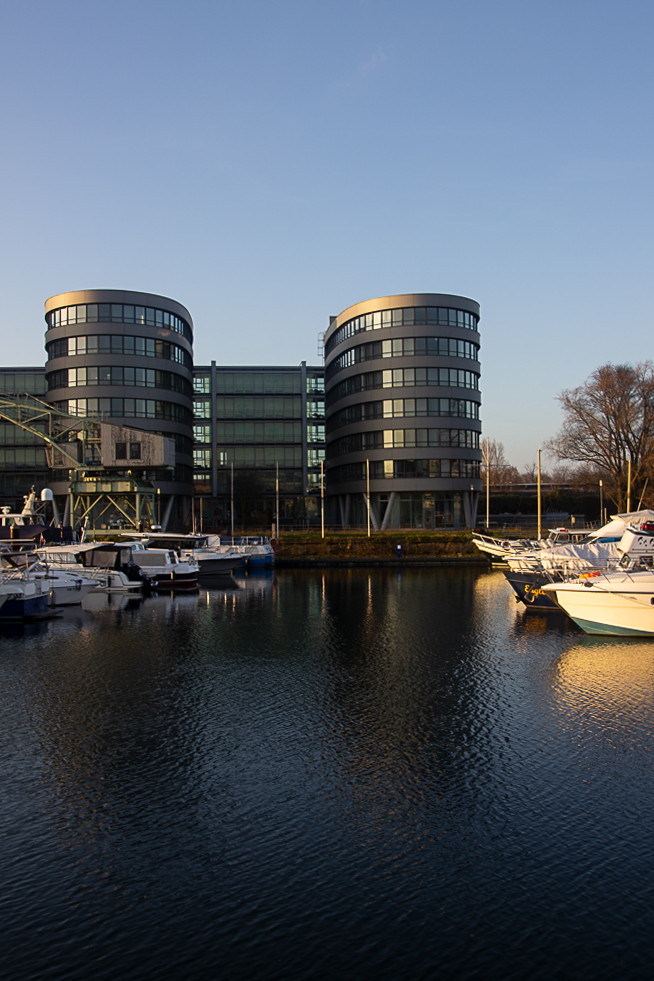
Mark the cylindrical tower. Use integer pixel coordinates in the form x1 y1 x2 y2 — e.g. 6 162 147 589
44 289 194 527
324 293 482 529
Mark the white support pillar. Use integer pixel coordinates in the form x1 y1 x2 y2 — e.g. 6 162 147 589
362 492 380 531
162 494 175 532
381 492 396 531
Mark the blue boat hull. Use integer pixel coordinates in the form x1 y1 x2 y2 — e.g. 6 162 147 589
0 592 50 620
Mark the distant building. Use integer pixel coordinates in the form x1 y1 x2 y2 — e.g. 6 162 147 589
192 363 325 529
43 290 194 528
0 288 483 531
0 367 47 500
324 293 482 528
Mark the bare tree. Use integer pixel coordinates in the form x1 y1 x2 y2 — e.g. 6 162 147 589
546 362 654 510
481 439 520 485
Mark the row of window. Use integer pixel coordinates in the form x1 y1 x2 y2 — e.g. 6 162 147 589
326 336 479 379
47 367 192 397
194 422 325 444
46 335 191 367
330 429 480 456
326 306 479 355
213 396 305 420
47 304 192 341
194 446 304 468
328 368 480 403
329 458 481 483
194 421 303 444
194 373 325 396
327 398 480 431
0 447 47 469
194 446 326 469
195 472 305 494
212 396 325 420
55 398 192 424
0 422 48 445
0 373 47 395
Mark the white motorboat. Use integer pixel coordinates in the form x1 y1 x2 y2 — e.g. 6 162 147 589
29 565 98 606
121 532 246 576
472 526 591 561
122 542 199 590
500 511 654 610
34 543 143 593
543 521 654 634
0 567 51 620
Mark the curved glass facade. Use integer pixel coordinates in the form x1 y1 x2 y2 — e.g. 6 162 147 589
325 293 482 529
46 302 192 341
44 290 195 509
325 305 478 356
46 335 191 367
46 367 192 397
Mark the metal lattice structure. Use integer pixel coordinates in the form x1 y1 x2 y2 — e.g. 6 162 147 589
0 395 173 530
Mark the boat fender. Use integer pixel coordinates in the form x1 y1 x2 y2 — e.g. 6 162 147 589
502 541 510 550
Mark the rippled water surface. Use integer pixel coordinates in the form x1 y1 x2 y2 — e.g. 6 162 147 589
2 568 654 980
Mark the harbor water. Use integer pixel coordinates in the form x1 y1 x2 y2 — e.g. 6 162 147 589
2 568 654 980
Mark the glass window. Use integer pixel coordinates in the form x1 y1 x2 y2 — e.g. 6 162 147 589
124 336 135 355
373 312 382 329
87 304 98 323
382 310 391 327
403 308 414 325
111 367 123 385
392 309 403 325
99 304 110 322
146 308 155 325
111 304 122 322
115 442 127 459
111 399 123 415
135 337 145 356
129 442 141 459
155 310 163 327
76 305 86 323
414 308 425 325
124 305 134 323
111 335 123 354
135 306 145 325
67 306 77 324
163 312 170 326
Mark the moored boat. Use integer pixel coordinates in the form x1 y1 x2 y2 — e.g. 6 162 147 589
502 511 654 609
543 521 654 634
121 532 246 576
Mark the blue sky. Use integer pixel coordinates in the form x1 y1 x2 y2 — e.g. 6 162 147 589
1 0 652 467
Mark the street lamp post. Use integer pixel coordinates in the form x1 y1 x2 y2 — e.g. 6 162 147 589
599 479 603 524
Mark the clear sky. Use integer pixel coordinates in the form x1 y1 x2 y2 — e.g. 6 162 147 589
1 0 652 468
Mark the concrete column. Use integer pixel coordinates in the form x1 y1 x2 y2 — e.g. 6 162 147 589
381 492 396 530
362 492 380 531
162 494 175 532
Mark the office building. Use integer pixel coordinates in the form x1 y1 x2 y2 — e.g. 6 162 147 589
192 363 325 529
324 293 482 528
43 289 194 527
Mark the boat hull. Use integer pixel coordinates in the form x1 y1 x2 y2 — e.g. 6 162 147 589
547 586 654 636
196 555 245 576
147 571 198 591
0 589 50 620
503 570 563 610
